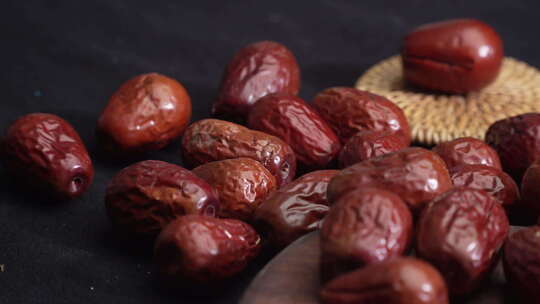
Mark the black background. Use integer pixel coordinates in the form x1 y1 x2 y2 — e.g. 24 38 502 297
1 1 538 303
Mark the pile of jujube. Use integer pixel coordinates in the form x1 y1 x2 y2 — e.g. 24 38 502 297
4 18 540 304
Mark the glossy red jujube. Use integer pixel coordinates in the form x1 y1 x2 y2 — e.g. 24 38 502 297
339 130 408 168
313 87 411 145
247 94 341 168
486 113 540 180
503 226 540 301
97 73 192 154
192 158 277 222
451 164 519 210
402 19 503 93
181 119 296 187
320 257 449 304
327 147 452 213
320 187 413 281
521 158 540 214
253 170 339 249
154 215 261 284
2 113 94 199
105 160 219 238
213 41 300 120
433 137 502 172
416 187 509 295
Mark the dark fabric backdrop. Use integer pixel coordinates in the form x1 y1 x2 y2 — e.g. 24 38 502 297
1 1 538 303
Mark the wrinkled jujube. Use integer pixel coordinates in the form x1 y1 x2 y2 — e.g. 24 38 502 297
313 87 411 145
451 164 519 210
522 158 540 214
485 113 540 180
105 160 219 238
247 94 340 168
97 73 192 154
192 158 277 222
503 226 540 301
339 130 408 168
433 137 502 172
320 257 449 304
320 187 413 281
181 119 296 187
416 187 509 295
213 41 300 120
154 215 261 284
327 147 452 213
253 170 339 249
2 113 94 199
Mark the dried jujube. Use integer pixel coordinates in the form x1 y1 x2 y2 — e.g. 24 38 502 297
320 187 413 281
213 41 300 120
192 158 277 222
154 215 261 284
416 187 509 295
105 160 219 239
182 119 296 187
327 147 452 213
2 113 94 199
248 94 340 168
313 87 411 145
97 73 192 154
320 257 449 304
254 170 338 249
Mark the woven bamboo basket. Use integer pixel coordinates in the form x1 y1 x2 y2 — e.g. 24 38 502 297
355 55 540 146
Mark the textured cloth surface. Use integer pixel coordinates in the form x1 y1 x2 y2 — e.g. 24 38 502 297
1 1 539 303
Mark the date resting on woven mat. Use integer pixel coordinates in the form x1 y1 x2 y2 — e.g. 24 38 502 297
355 55 540 146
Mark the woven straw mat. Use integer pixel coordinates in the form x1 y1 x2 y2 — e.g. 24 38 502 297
355 55 540 146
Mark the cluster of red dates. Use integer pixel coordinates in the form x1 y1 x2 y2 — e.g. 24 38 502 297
3 18 540 303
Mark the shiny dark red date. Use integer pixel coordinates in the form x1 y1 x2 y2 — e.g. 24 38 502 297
154 215 261 283
485 113 540 180
416 187 509 295
451 164 519 210
248 94 341 168
320 257 449 304
192 158 277 222
2 113 94 199
433 137 502 172
313 87 411 145
213 41 300 120
320 187 413 281
182 119 296 187
253 170 338 249
105 160 219 239
402 19 503 93
503 226 540 301
328 147 452 213
339 130 408 168
97 73 192 154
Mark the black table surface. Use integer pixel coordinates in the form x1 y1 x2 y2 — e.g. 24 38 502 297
1 1 539 303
